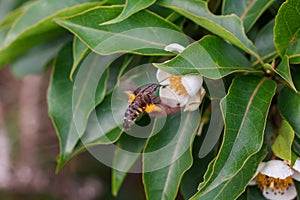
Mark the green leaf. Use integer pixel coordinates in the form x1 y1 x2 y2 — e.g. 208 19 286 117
48 44 111 171
191 146 267 200
293 136 300 157
271 120 294 161
180 135 216 199
0 0 25 27
70 37 90 81
154 36 257 79
251 19 277 67
11 35 70 77
55 6 189 56
222 0 274 32
112 134 147 196
278 86 300 137
143 111 200 200
76 92 124 148
0 1 103 66
274 0 300 57
240 186 266 200
286 29 300 64
198 76 276 194
264 55 297 92
101 0 156 25
73 62 158 154
157 0 262 64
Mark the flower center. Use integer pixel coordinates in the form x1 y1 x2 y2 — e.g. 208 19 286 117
256 173 293 195
169 75 188 96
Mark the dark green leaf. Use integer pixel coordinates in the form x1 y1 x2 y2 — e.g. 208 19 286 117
48 44 111 171
286 29 300 64
75 63 159 153
274 0 300 56
11 35 70 77
112 134 147 196
154 36 257 79
143 111 200 200
278 86 300 137
292 136 300 157
271 120 295 161
197 76 276 194
70 37 90 81
251 19 277 67
239 186 266 200
264 56 297 92
101 0 156 25
157 0 262 63
222 0 274 32
0 1 103 66
55 6 189 56
191 146 267 200
180 135 216 199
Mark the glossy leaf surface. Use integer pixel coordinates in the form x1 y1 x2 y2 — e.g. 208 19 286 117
197 76 276 196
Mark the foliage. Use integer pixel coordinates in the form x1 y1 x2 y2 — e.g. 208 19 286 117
1 0 300 199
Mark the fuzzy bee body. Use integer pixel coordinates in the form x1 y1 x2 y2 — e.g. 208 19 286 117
123 83 160 131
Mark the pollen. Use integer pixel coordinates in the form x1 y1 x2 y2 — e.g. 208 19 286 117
256 173 293 195
169 75 188 96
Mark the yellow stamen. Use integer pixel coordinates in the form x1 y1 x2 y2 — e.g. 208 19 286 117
256 173 293 194
169 75 188 96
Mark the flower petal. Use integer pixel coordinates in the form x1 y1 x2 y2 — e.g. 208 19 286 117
292 170 300 181
184 87 206 112
164 43 185 53
248 162 266 186
262 183 297 200
292 158 300 172
181 75 203 96
159 87 188 107
156 69 170 85
260 160 293 179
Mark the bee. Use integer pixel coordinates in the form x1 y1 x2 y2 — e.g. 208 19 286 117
123 83 181 130
123 83 161 131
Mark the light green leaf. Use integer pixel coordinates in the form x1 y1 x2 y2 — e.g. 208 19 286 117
191 146 267 200
154 36 257 79
143 111 200 200
278 86 300 138
286 29 300 64
251 19 277 67
222 0 274 32
11 35 70 77
101 0 156 25
198 76 276 194
112 134 147 196
272 120 294 161
70 37 90 81
55 6 189 56
48 43 111 171
157 0 262 64
274 0 300 57
0 1 104 66
264 55 297 92
0 0 25 28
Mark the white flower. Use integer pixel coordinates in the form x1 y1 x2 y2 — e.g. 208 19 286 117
292 158 300 182
156 44 206 112
250 160 297 200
